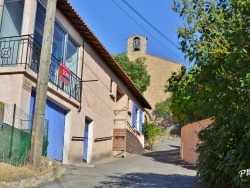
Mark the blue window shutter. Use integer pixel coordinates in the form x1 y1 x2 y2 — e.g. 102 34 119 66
139 110 143 132
132 103 137 128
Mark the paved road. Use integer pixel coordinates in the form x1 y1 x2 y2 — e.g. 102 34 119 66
39 138 197 188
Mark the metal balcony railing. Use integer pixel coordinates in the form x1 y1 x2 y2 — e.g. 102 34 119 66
0 35 81 101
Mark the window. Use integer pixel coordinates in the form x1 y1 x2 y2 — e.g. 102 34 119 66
0 0 25 66
133 37 140 51
34 2 45 45
52 22 66 62
136 108 143 132
132 102 143 132
127 98 132 115
139 110 143 132
132 103 137 128
109 79 116 99
0 0 25 37
66 38 78 75
34 2 78 76
136 107 140 129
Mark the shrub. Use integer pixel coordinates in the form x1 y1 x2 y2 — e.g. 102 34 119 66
143 121 163 151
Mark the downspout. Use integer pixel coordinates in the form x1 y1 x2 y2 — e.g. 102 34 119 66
78 41 84 112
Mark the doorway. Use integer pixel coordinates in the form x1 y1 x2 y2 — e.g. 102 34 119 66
29 91 66 162
83 118 92 162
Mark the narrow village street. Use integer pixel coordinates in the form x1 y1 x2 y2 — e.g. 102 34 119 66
39 138 196 188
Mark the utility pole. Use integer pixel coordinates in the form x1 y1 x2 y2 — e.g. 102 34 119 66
30 0 57 170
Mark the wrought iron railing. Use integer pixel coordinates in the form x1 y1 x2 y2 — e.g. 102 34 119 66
127 121 137 136
0 35 81 101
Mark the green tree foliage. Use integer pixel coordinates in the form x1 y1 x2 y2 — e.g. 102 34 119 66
166 67 211 126
153 100 175 129
154 100 171 120
113 52 150 93
142 121 163 151
154 99 183 136
171 0 250 187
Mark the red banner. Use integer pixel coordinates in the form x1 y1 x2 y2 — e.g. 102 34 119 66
59 62 70 86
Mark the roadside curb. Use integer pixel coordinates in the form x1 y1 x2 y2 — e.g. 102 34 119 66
0 166 66 188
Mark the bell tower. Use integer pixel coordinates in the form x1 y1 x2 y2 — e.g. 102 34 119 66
127 35 147 55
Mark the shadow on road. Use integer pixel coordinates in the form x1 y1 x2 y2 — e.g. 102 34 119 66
143 149 197 170
95 173 195 188
168 144 180 149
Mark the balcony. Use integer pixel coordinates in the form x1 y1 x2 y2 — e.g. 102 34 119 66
0 35 81 101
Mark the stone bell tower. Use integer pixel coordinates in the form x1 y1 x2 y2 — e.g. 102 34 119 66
127 35 147 59
127 34 183 120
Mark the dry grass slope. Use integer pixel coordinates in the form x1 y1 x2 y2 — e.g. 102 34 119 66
0 157 60 183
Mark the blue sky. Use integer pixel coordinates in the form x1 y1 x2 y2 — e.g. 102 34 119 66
68 0 190 69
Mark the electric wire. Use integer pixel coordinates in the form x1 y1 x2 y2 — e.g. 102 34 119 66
122 0 179 49
111 0 184 62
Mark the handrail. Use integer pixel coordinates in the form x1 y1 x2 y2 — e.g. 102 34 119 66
71 136 85 141
94 136 113 142
0 35 82 101
127 121 137 136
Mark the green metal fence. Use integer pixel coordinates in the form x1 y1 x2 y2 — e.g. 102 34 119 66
0 102 48 166
0 123 31 166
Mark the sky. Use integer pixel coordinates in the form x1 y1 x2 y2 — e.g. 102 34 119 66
68 0 190 69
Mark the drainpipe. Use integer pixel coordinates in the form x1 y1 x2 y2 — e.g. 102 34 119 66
78 41 84 112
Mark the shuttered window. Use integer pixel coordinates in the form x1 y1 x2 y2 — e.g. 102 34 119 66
139 110 143 132
132 102 137 128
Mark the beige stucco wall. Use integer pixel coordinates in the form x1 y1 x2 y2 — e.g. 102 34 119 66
0 73 23 108
181 118 212 164
114 91 131 129
0 68 36 116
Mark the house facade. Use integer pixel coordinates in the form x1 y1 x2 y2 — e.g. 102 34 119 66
0 0 151 164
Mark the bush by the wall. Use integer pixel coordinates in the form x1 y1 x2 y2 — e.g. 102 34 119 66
143 121 163 151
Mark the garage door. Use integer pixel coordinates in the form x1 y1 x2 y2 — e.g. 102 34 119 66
29 91 66 161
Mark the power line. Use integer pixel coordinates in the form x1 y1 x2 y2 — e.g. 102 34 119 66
122 0 179 49
111 0 184 62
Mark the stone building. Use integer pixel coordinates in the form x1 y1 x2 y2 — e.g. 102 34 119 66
127 35 183 117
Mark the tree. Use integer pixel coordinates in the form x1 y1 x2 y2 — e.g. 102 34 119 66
172 0 250 186
113 53 150 93
153 99 172 125
154 100 171 122
166 66 211 126
153 99 182 136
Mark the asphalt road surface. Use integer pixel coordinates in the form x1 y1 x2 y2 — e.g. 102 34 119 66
38 138 197 188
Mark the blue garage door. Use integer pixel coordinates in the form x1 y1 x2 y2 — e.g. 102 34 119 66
29 91 66 161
